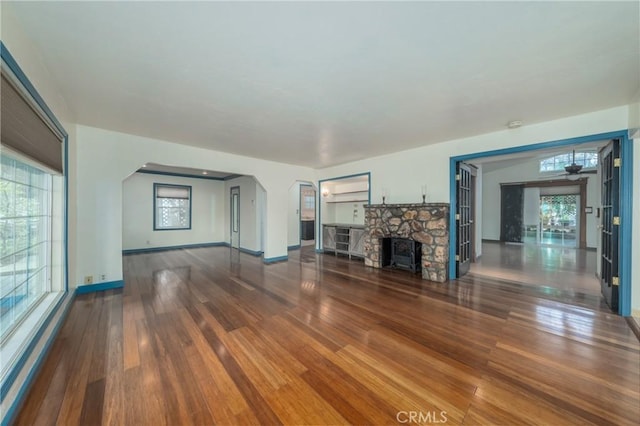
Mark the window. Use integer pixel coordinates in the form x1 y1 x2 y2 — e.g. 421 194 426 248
303 195 315 209
0 153 52 338
154 183 191 230
539 152 598 172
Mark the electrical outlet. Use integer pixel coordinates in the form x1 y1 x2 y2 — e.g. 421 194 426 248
84 275 93 284
100 274 106 281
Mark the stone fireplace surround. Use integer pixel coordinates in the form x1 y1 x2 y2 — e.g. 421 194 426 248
364 203 450 282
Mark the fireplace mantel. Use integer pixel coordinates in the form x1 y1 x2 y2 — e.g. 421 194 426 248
364 203 450 282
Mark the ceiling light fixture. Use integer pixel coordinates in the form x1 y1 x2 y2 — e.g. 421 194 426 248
507 120 523 129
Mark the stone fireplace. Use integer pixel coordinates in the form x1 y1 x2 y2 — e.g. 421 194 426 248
364 203 450 282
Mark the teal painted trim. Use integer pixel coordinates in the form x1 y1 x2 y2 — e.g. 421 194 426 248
238 247 263 257
619 134 633 316
452 130 629 163
1 293 73 426
448 130 632 317
122 242 226 255
318 172 371 252
288 244 301 251
315 249 324 254
263 255 288 264
75 280 124 295
137 169 227 181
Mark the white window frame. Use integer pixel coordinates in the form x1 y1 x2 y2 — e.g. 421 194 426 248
539 152 598 173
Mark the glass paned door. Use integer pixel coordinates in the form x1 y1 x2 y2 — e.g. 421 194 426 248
539 195 577 247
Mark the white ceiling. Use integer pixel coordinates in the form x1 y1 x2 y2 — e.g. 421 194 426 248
6 1 639 168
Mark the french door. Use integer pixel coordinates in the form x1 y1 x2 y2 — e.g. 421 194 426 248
456 162 474 277
599 139 620 311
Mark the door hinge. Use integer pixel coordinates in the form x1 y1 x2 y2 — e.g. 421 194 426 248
455 213 460 220
455 255 460 261
612 276 619 286
614 158 621 167
456 174 460 181
613 216 620 225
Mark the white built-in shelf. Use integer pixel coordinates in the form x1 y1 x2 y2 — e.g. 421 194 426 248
324 189 368 204
331 190 368 195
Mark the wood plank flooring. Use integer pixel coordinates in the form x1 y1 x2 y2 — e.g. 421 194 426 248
470 241 600 296
14 246 640 425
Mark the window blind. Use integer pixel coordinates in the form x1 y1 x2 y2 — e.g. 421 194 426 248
1 72 63 173
156 185 190 199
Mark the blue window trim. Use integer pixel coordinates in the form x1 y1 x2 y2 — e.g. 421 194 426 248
153 182 193 231
0 42 70 424
317 172 371 251
449 130 633 316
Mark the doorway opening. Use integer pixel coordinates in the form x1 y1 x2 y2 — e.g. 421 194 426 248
230 186 240 249
449 131 633 315
536 194 578 247
300 185 316 247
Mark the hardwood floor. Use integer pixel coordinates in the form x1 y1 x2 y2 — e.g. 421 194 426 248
470 241 601 296
15 246 640 425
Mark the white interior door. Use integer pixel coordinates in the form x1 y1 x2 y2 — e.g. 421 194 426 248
230 186 240 249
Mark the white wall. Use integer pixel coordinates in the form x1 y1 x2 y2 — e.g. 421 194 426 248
481 157 600 248
629 100 639 318
122 172 225 250
224 175 263 253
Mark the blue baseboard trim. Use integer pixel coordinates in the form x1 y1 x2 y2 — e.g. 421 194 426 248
75 280 124 295
287 244 301 251
315 249 324 253
122 242 226 255
263 255 288 264
238 247 264 257
1 292 74 426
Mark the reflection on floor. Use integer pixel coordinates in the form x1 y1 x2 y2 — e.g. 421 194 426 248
470 241 600 296
301 239 315 247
